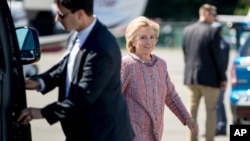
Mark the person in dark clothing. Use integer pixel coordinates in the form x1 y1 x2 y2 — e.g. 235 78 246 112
182 3 227 141
212 21 230 136
17 0 134 141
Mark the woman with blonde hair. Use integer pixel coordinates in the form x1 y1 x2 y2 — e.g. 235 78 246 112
121 16 199 141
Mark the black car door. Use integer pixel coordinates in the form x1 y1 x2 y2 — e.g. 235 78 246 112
0 0 32 141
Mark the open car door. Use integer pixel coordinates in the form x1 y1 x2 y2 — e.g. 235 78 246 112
0 0 41 141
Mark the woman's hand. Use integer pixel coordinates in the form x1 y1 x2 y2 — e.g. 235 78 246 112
186 118 199 137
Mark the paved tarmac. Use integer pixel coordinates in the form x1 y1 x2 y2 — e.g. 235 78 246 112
26 47 235 141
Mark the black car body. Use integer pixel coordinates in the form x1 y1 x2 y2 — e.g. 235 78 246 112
0 0 41 140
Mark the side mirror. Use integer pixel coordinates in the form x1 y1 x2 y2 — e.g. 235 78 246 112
16 27 41 65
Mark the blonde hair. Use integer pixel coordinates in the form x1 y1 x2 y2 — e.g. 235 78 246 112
125 16 160 53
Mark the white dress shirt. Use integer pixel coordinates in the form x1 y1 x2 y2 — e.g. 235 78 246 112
65 17 97 97
38 17 97 97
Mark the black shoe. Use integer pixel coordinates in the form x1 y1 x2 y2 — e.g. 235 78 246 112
202 131 227 137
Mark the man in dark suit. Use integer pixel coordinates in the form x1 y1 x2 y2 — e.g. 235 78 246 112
182 3 227 141
212 22 230 136
17 0 134 141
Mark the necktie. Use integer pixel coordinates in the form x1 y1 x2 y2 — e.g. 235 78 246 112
65 38 80 97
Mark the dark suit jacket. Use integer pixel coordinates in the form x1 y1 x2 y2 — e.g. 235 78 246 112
182 21 227 88
220 35 230 72
35 20 134 141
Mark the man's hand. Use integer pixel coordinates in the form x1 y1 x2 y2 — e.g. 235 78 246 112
17 108 43 125
220 81 227 90
25 79 40 90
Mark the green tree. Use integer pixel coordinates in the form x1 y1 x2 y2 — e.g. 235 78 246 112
143 0 240 20
234 0 250 15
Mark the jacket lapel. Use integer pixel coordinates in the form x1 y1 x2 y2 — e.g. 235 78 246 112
70 20 101 83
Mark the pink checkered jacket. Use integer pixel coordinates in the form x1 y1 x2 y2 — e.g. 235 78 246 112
121 53 191 141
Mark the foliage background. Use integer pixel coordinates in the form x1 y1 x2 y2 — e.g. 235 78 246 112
143 0 250 21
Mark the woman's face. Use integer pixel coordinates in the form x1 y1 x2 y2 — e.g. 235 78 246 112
132 26 157 56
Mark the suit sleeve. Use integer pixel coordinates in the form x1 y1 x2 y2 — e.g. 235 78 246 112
41 50 117 124
210 29 227 81
30 56 68 94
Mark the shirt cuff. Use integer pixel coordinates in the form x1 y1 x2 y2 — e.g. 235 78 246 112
37 78 45 92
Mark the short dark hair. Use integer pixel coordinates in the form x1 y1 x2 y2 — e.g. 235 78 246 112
199 3 217 16
54 0 93 15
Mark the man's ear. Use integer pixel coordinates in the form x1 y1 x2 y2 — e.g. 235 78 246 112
78 10 86 20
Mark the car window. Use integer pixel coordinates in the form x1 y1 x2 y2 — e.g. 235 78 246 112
239 34 250 56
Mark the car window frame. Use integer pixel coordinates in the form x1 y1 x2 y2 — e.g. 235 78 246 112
239 36 250 56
